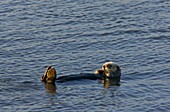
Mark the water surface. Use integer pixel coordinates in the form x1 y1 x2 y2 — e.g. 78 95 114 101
0 0 170 112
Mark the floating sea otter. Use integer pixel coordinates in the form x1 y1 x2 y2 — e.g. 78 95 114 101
41 62 121 84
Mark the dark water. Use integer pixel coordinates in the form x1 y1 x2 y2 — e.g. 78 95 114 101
0 0 170 111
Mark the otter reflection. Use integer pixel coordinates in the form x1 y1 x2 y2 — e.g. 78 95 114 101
102 78 121 88
43 82 57 94
43 78 120 95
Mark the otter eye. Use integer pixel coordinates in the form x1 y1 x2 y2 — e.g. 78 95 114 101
107 64 112 69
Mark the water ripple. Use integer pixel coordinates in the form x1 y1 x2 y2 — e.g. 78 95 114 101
0 0 170 111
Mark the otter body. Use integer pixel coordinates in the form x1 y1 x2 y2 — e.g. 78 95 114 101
56 73 102 83
41 62 121 85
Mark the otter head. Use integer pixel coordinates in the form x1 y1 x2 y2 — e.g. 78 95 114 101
102 62 121 78
41 66 56 83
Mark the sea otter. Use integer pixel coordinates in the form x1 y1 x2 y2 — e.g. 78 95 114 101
41 62 121 84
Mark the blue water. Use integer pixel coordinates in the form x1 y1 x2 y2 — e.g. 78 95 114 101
0 0 170 111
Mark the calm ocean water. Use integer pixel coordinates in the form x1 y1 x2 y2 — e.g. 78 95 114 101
0 0 170 112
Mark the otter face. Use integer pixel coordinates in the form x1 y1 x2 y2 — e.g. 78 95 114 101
102 62 121 77
41 66 57 83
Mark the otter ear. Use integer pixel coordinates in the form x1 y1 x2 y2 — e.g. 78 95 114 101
117 65 121 71
116 65 121 76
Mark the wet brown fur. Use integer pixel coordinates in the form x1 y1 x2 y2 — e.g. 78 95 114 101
41 66 56 83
